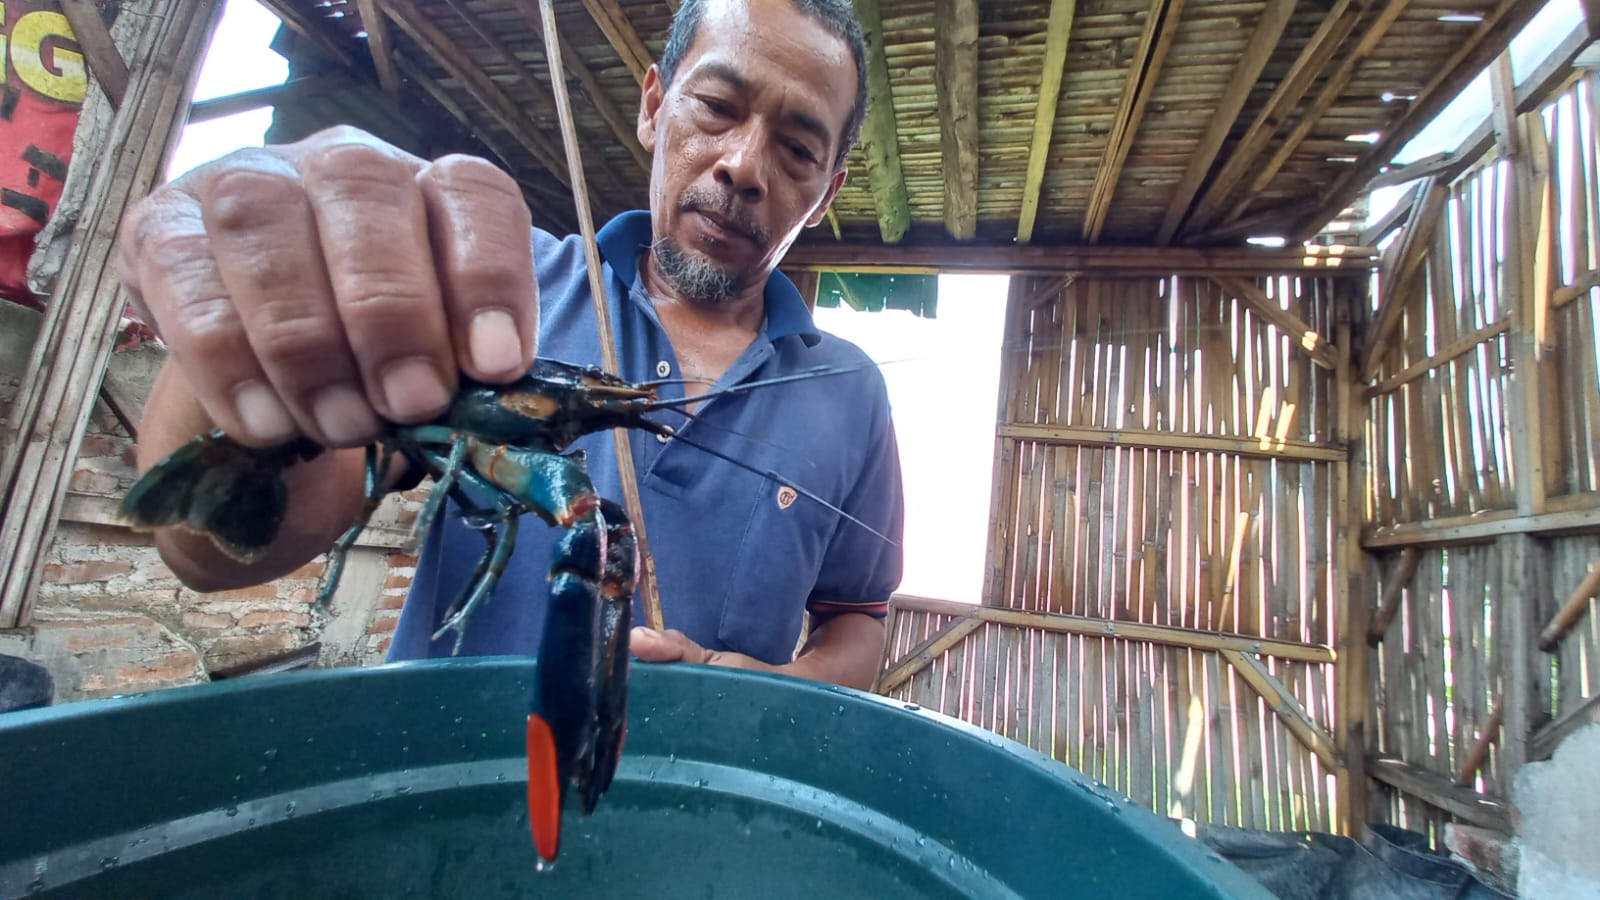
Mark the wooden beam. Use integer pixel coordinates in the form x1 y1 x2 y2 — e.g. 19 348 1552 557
353 0 401 97
1367 151 1459 192
1363 498 1600 548
1531 692 1600 761
1363 318 1510 398
1222 648 1341 770
1016 0 1077 243
852 0 911 243
1333 320 1370 831
581 0 652 86
1367 756 1512 830
1221 0 1414 227
876 617 985 694
998 422 1346 462
1293 0 1547 240
256 0 356 68
1082 0 1183 242
891 594 1337 662
1585 0 1600 39
1211 275 1338 370
781 240 1378 276
1153 0 1295 245
1537 560 1600 651
1359 178 1449 381
1366 547 1421 645
513 0 653 174
1182 0 1363 236
935 0 979 239
58 0 128 108
186 75 349 123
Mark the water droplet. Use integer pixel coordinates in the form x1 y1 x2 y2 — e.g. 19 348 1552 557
693 778 709 788
915 836 928 847
534 858 556 874
285 800 297 818
247 817 257 826
305 736 315 745
224 805 239 818
453 716 463 725
262 748 279 762
98 856 118 870
667 753 676 763
28 877 45 892
903 702 921 711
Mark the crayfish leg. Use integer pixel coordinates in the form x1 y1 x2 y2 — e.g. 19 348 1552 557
431 504 518 654
317 443 394 606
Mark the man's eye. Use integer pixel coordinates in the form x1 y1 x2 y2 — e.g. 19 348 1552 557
789 142 818 163
699 96 733 117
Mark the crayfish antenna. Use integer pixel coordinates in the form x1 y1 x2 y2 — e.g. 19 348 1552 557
660 431 900 548
526 712 564 862
639 361 884 412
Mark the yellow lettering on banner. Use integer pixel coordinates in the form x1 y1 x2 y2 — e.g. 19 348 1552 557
12 11 87 104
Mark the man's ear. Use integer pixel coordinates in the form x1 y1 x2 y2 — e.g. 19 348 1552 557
805 167 849 229
638 64 664 152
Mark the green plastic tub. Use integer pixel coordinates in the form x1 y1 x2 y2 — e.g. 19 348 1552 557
0 659 1267 898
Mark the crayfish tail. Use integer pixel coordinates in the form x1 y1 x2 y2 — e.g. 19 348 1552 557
525 711 565 862
120 431 321 563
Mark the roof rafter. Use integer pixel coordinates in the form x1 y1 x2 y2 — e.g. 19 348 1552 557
1294 0 1548 240
352 0 400 97
1082 0 1183 242
1016 0 1077 243
853 0 910 243
1153 0 1296 246
935 0 979 240
382 0 577 190
1220 0 1415 227
581 0 653 86
1180 0 1364 238
511 0 653 175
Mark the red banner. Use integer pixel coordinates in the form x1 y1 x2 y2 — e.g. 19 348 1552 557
0 0 87 307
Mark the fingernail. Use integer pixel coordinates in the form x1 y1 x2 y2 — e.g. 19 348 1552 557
380 357 451 421
312 385 380 446
469 310 523 377
234 380 294 443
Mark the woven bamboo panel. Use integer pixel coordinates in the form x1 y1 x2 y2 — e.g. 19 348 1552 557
882 272 1346 832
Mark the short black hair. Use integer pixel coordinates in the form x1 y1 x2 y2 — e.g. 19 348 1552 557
657 0 868 170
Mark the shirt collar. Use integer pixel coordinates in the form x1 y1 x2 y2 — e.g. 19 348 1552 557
596 210 822 346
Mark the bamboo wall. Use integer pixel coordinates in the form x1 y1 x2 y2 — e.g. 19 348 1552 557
881 271 1357 833
1361 69 1600 840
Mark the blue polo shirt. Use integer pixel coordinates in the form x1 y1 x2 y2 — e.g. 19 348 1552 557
389 212 904 665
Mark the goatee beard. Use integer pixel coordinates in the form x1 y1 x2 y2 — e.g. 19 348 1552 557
651 235 745 305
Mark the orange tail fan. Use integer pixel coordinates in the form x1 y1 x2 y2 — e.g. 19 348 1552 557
525 712 563 862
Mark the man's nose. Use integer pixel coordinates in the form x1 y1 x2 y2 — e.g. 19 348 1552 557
712 127 768 201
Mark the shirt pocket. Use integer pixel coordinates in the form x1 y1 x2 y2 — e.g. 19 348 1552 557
716 470 843 664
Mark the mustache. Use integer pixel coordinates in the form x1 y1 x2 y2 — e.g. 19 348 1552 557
678 187 769 244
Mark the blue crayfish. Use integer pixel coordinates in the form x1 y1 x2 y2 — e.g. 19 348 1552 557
120 357 885 861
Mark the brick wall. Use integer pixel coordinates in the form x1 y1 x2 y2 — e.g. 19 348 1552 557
1 304 426 702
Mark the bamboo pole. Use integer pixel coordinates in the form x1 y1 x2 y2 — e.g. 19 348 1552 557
1367 548 1422 645
892 595 1335 662
1537 560 1600 651
535 0 663 631
1454 709 1503 786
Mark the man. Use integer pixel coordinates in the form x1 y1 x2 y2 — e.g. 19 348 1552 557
118 0 902 691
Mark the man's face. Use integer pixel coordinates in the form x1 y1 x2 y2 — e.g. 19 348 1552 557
637 0 856 304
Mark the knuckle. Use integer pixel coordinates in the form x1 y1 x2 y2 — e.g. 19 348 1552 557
249 308 344 370
203 167 305 235
301 143 416 200
426 155 522 201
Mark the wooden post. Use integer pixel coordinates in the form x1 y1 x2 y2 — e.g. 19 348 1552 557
1497 533 1549 774
1334 318 1371 832
0 0 224 627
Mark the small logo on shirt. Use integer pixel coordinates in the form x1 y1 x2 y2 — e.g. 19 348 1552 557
776 485 798 510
